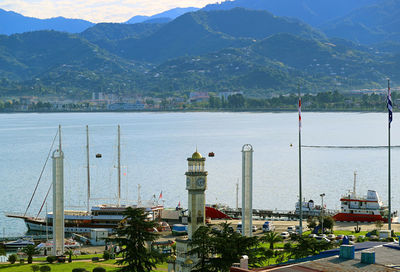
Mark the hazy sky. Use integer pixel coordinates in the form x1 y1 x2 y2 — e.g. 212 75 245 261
0 0 219 23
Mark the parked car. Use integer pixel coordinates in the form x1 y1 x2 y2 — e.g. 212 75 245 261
280 232 290 239
308 234 317 238
316 234 327 240
262 221 275 232
327 234 336 240
236 223 242 233
287 226 296 233
336 234 344 240
252 225 258 232
348 235 356 241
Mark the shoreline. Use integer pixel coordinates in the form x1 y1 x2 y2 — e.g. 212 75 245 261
0 108 389 114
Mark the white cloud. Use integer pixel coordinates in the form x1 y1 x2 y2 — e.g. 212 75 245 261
0 0 220 23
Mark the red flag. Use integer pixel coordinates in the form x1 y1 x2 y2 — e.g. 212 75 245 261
298 96 302 130
158 191 163 199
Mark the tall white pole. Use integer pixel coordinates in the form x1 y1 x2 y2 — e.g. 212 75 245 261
86 125 91 213
52 125 64 256
117 125 121 207
236 180 239 211
242 144 253 237
298 88 303 235
388 79 392 230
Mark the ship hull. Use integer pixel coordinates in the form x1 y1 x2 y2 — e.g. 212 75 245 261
333 213 388 223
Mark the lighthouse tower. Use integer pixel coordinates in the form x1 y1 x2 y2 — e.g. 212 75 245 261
185 150 208 239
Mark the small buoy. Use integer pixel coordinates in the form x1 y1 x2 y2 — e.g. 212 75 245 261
96 153 102 158
208 152 215 157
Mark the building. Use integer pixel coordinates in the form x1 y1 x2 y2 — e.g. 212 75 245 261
173 150 208 272
189 92 210 103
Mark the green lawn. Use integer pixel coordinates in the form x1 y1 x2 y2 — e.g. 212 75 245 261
0 261 169 272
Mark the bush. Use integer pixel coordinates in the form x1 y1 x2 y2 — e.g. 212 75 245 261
19 258 25 264
31 265 40 272
46 256 56 264
8 253 17 264
93 268 106 272
72 269 88 272
39 266 51 272
103 250 110 260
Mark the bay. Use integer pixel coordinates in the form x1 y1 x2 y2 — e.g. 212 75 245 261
0 112 399 236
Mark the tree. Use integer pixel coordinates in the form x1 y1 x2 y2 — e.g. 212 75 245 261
65 249 74 263
307 216 318 230
189 226 214 272
31 265 40 272
263 232 282 250
110 207 163 272
189 223 266 271
21 244 40 264
375 220 384 230
8 254 17 264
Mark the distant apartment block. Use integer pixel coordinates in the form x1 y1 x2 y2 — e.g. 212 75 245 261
189 92 209 103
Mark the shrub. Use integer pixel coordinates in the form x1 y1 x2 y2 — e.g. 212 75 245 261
72 269 88 272
39 266 51 272
46 256 56 264
19 258 25 264
103 250 110 260
8 253 17 264
31 265 40 272
93 268 106 272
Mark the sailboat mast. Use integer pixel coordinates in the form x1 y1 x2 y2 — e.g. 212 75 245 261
118 125 121 207
86 125 91 213
353 171 357 196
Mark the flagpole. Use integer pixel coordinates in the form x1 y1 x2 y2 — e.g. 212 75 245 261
298 86 303 235
388 79 392 231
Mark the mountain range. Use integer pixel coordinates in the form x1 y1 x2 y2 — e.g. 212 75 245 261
0 3 399 98
0 8 93 35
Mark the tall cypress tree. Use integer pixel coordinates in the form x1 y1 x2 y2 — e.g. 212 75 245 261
111 207 163 272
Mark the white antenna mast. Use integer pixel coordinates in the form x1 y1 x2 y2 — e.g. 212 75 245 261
117 125 121 207
86 125 91 213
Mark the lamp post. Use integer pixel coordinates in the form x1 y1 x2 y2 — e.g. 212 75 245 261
320 193 325 234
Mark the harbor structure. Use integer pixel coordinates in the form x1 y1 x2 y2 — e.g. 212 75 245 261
242 144 253 237
52 125 64 256
174 150 208 272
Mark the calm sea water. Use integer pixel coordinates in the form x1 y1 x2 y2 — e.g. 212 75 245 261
0 112 399 236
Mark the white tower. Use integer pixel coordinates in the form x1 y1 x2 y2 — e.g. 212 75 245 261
185 150 208 239
174 150 208 272
242 144 253 237
52 126 64 256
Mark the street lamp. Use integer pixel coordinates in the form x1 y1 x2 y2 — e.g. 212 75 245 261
320 193 325 234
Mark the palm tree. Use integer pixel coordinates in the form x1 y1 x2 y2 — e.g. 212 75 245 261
65 249 75 263
263 232 282 250
21 244 39 264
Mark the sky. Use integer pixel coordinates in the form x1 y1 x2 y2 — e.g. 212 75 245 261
0 0 220 23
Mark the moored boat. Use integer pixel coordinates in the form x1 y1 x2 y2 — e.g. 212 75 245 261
333 172 397 223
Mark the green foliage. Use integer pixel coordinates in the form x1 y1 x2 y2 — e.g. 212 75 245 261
39 266 51 272
0 246 6 256
189 223 267 271
31 265 40 272
46 256 56 264
285 238 333 259
92 267 106 272
22 244 40 264
263 232 282 250
8 254 17 264
65 249 74 263
109 207 162 272
102 250 110 261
